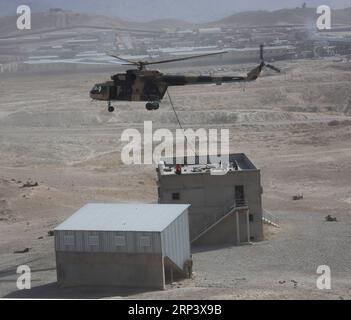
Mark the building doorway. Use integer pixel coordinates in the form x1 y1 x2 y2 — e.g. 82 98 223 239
235 185 245 207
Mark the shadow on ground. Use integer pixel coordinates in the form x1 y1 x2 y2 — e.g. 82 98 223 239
4 282 158 299
191 243 238 253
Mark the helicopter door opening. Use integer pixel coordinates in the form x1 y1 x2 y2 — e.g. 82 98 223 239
115 85 131 100
109 86 117 99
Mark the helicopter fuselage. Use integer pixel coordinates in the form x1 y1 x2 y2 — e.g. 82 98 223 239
90 69 167 103
89 68 253 103
89 45 279 112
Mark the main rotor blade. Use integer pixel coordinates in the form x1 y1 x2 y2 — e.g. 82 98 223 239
143 51 228 66
265 63 281 73
107 54 139 65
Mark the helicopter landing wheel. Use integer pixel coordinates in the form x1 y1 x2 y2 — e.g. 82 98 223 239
145 102 159 111
107 101 115 113
146 102 154 111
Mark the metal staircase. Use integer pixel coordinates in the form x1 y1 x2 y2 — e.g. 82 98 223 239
262 209 280 227
191 200 248 244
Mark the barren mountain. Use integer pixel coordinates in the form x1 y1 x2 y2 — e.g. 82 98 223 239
0 9 196 36
2 7 351 37
0 11 162 36
211 7 351 27
1 0 351 22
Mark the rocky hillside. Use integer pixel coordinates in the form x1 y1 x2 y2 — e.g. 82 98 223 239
211 7 351 27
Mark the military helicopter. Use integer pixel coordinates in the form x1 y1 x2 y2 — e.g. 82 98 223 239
90 45 280 112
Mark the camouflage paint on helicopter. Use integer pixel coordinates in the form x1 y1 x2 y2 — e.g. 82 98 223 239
90 45 280 112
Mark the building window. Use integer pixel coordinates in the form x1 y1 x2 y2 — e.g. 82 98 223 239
63 235 75 246
115 235 126 247
88 235 99 246
249 214 254 222
139 236 151 248
172 192 180 200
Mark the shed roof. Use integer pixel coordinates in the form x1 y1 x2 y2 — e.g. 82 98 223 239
55 203 190 232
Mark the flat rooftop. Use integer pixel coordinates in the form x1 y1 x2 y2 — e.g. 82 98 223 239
158 153 258 176
55 203 190 232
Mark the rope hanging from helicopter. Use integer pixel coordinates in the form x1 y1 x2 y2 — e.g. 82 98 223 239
166 89 199 158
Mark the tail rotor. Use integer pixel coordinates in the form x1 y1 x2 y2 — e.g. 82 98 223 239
260 44 264 63
260 44 281 73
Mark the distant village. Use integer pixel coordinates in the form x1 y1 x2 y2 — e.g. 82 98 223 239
1 8 351 73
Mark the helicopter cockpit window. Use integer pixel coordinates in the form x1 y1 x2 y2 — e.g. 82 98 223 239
91 85 102 94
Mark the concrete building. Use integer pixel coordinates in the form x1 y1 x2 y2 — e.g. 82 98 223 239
157 154 264 246
55 203 191 289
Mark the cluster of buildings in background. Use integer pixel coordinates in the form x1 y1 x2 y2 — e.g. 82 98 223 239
1 9 351 73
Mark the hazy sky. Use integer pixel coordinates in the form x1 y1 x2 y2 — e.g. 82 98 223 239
2 0 351 22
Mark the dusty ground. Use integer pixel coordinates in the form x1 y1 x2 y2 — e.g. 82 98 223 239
0 59 351 299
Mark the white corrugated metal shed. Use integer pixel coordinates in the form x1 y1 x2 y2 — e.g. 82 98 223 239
55 203 190 232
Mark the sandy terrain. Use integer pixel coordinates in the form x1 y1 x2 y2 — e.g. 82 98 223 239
0 59 351 299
